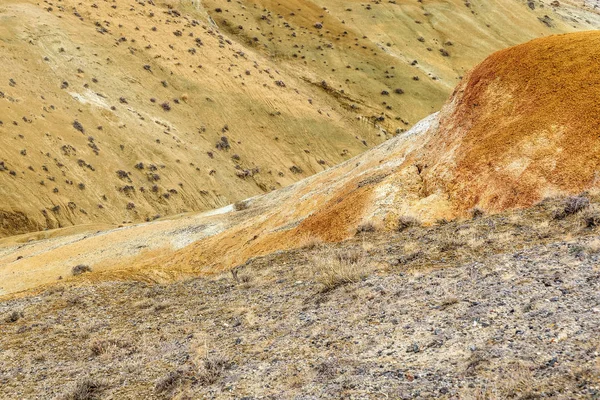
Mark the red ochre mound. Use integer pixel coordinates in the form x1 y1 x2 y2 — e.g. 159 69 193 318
419 30 600 213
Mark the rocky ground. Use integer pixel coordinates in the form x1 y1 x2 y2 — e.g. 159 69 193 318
1 196 599 399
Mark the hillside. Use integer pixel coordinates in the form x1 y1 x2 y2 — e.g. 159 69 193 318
3 31 600 297
1 0 599 237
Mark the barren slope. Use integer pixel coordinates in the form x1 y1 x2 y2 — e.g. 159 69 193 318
1 0 599 237
1 198 600 398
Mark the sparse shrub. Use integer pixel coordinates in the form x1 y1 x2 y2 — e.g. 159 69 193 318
197 351 230 385
63 378 105 400
160 102 171 111
215 136 230 150
72 264 92 276
583 205 600 228
397 215 420 231
356 222 377 234
289 165 303 174
554 195 590 220
154 371 182 395
5 311 23 323
299 234 323 250
471 207 484 219
73 120 85 133
312 247 368 291
233 200 249 211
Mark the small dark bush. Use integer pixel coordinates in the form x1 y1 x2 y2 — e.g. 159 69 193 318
63 378 105 400
356 222 377 234
5 311 23 323
73 120 85 133
471 207 484 219
72 264 92 276
234 201 249 211
554 195 590 220
583 207 600 228
154 371 182 395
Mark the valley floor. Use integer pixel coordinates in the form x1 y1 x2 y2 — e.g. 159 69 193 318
1 197 599 399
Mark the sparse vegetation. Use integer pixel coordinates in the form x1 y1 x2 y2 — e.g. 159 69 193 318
233 200 249 211
312 247 368 291
356 221 378 234
196 350 231 385
72 264 92 276
553 195 590 220
397 215 420 231
4 311 23 323
73 120 85 134
62 378 105 400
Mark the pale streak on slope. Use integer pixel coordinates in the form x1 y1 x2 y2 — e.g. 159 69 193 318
0 113 440 297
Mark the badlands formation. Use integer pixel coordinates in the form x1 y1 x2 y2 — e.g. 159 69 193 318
1 4 600 400
0 0 599 237
1 30 600 295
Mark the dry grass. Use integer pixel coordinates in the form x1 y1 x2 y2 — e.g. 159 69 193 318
312 247 368 291
299 234 323 250
190 341 231 386
553 195 590 219
397 215 420 231
355 221 379 234
62 378 106 400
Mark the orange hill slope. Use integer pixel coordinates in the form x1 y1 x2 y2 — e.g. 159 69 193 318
2 31 600 296
417 30 600 213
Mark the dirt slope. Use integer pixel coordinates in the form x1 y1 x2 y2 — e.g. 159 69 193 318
2 31 600 296
1 0 599 237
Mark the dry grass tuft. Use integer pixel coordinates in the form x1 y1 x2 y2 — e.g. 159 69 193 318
312 247 368 291
196 350 230 385
397 215 420 231
299 234 323 250
554 195 590 220
355 221 378 234
62 378 105 400
582 204 600 228
154 370 182 395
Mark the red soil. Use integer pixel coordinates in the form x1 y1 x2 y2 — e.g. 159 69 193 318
421 31 600 213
